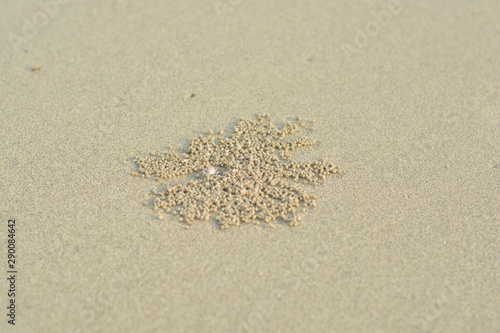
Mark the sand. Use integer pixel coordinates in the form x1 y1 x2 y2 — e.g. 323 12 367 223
1 0 499 332
133 115 341 229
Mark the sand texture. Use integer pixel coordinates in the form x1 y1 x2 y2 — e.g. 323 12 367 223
1 0 499 332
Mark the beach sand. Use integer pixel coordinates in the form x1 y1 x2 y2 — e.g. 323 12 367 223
1 0 499 332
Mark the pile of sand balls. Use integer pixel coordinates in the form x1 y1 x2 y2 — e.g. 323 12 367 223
132 114 341 229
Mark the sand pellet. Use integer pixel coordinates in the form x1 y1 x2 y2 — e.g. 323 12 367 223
132 115 341 229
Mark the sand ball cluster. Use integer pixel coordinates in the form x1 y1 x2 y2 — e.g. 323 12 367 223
132 114 341 230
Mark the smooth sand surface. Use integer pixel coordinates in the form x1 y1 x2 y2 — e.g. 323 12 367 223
1 1 499 332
